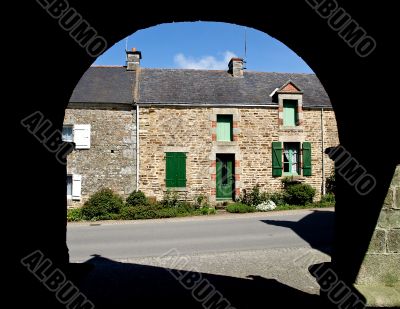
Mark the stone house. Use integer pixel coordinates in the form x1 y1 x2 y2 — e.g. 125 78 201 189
64 49 339 206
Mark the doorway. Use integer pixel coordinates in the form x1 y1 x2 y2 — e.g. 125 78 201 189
216 154 235 200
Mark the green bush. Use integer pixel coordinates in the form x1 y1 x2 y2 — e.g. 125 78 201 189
200 206 216 215
161 190 180 208
119 206 156 220
281 176 301 189
81 188 124 220
126 190 149 207
326 170 336 195
320 193 335 204
239 185 268 206
226 203 256 213
267 192 286 206
67 208 84 222
195 194 207 209
284 184 316 206
119 204 196 220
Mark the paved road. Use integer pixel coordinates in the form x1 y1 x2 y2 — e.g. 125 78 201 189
67 209 333 262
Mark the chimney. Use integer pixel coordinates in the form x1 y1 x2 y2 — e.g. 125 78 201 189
228 58 244 77
126 48 142 71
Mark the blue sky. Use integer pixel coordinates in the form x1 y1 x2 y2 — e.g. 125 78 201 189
94 22 313 73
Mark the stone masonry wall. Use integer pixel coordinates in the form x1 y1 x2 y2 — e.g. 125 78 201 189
356 165 400 286
139 106 339 202
239 108 338 200
139 107 213 201
64 104 136 207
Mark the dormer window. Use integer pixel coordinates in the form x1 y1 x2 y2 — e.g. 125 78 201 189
283 100 298 126
277 80 303 128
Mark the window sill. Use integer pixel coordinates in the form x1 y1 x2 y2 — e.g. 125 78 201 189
214 141 238 146
282 175 306 181
279 126 303 132
165 187 187 192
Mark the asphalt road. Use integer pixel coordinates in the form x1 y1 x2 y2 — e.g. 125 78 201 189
67 209 333 262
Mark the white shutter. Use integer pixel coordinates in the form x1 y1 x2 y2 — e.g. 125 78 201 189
73 124 91 149
72 174 82 201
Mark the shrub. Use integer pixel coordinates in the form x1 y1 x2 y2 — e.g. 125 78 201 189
284 183 316 206
200 206 216 215
320 192 335 204
281 176 301 189
67 208 84 222
126 190 149 207
239 185 268 206
267 192 286 206
81 188 124 220
310 192 336 208
119 203 197 220
326 171 336 195
119 205 156 220
161 190 180 208
226 203 256 213
195 194 207 208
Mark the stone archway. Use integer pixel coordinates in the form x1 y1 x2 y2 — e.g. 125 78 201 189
10 1 398 307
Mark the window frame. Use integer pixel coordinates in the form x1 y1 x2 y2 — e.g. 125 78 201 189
66 174 73 199
283 142 301 176
62 125 74 142
283 100 298 127
216 114 233 141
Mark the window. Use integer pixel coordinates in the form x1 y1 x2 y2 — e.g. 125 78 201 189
283 143 300 176
62 125 73 142
283 100 298 126
62 124 91 148
66 175 72 197
66 174 82 200
216 115 233 141
165 152 187 187
272 141 312 177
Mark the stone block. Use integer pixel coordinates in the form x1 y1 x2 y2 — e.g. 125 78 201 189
387 229 400 253
367 229 386 253
378 210 400 229
356 254 400 286
383 187 394 209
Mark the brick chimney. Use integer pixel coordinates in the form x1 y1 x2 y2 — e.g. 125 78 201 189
228 58 244 77
126 48 142 71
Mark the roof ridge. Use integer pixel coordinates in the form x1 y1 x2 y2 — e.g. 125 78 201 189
90 65 124 68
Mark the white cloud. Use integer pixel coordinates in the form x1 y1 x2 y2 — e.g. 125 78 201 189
174 51 238 70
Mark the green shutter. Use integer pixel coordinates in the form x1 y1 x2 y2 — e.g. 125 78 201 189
302 142 312 176
165 152 187 188
217 115 233 141
176 152 187 187
272 142 283 177
166 152 176 187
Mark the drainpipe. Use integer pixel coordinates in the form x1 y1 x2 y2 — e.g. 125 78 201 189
136 104 140 191
321 108 325 196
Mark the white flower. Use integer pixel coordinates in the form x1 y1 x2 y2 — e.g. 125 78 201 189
256 200 277 211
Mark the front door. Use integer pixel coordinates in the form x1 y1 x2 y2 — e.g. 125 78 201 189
216 154 235 200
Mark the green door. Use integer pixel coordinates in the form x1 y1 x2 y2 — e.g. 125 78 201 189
216 154 235 199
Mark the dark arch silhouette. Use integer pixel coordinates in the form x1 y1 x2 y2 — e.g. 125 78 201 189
9 1 396 308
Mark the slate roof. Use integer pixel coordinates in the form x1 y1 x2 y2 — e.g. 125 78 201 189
70 67 331 108
70 67 136 104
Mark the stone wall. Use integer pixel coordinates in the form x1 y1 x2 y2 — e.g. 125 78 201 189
356 165 400 286
64 104 136 207
139 107 212 201
139 106 339 202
